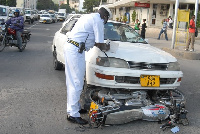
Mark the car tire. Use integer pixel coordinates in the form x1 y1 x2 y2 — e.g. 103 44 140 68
53 50 63 70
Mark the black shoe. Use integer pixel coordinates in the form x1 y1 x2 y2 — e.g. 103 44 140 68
79 109 88 114
157 38 160 40
67 116 88 125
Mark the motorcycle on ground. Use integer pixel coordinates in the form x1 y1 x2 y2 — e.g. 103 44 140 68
0 20 31 52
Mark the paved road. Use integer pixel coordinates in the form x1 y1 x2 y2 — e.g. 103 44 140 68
0 21 200 134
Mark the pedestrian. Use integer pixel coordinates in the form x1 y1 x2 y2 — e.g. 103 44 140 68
63 6 111 125
134 19 140 33
6 9 24 52
168 16 173 29
157 19 168 41
141 19 147 39
185 15 196 52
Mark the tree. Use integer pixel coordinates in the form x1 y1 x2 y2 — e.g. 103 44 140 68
37 0 57 10
131 10 137 23
59 4 71 13
83 0 100 13
6 0 16 7
0 0 6 5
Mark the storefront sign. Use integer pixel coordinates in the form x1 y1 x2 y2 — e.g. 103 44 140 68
135 2 150 8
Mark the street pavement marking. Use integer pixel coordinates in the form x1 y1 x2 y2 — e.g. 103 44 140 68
26 22 39 29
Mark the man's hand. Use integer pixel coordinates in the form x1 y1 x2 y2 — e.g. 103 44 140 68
95 43 110 52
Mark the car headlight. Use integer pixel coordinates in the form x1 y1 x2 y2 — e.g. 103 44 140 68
96 57 129 68
168 62 180 71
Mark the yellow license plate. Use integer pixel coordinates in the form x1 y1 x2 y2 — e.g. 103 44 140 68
140 75 160 87
43 20 46 23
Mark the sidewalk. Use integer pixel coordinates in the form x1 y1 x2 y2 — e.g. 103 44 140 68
144 27 200 60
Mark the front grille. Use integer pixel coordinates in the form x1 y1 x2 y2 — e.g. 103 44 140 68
127 61 168 70
115 76 176 84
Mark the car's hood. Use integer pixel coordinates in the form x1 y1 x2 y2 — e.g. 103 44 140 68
86 41 177 64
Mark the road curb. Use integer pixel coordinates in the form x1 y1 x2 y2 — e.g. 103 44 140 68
162 47 200 60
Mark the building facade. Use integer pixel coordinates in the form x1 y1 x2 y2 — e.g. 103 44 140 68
52 0 80 11
16 0 37 9
105 0 199 27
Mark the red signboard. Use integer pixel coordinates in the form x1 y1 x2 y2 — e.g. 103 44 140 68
135 2 150 8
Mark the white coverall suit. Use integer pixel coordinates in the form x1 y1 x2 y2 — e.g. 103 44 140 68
64 13 104 117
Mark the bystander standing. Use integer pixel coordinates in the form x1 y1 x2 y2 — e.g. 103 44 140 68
141 19 147 39
185 15 196 52
157 19 168 41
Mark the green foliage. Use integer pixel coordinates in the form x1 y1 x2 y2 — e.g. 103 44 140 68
37 0 62 11
83 0 100 13
1 0 16 6
59 4 71 13
122 16 127 22
131 10 136 22
0 0 6 5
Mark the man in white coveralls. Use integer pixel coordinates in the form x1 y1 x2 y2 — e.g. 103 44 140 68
64 6 112 125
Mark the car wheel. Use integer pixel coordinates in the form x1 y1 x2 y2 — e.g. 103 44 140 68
53 50 63 70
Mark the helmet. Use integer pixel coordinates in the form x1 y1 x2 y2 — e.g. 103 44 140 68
98 6 112 19
14 9 20 13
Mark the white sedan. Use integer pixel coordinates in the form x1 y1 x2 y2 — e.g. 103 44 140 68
52 19 182 90
52 19 185 125
39 14 52 24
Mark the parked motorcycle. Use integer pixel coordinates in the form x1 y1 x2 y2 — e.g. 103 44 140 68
0 21 31 52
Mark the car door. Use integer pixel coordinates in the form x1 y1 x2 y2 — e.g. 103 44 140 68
55 19 78 64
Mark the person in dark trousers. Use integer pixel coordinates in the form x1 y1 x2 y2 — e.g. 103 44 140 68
141 19 147 39
157 19 168 41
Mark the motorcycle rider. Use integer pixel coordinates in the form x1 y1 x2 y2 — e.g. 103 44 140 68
6 9 24 52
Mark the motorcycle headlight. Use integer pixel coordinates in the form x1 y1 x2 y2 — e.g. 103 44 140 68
167 62 180 71
96 57 129 68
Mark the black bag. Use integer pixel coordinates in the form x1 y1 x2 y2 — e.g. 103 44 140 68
195 28 198 37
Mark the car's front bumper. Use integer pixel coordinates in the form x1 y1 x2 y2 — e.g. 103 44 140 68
86 63 183 90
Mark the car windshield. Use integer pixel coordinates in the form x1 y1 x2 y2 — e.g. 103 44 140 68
58 13 64 16
104 22 147 43
41 15 50 17
0 7 7 16
51 14 55 17
25 10 31 14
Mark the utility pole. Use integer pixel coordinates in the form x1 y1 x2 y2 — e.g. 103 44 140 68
195 0 199 27
171 0 179 49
